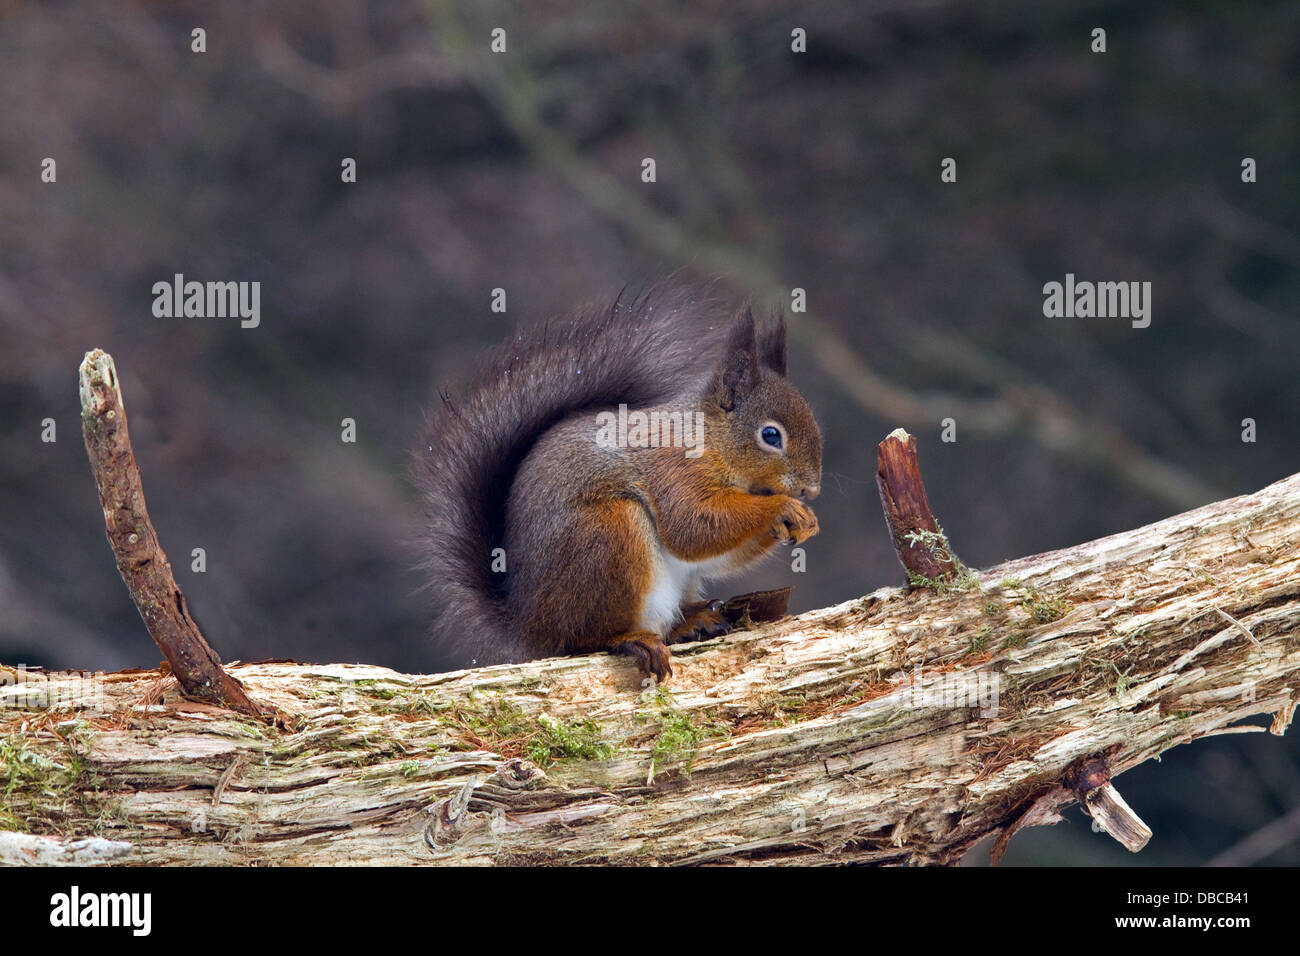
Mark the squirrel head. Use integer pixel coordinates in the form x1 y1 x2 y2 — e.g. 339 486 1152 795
704 308 822 501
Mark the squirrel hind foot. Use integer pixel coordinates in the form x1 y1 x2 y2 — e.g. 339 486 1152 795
612 631 673 683
666 605 732 645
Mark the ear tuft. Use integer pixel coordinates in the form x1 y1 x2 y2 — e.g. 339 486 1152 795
758 311 787 376
711 308 760 411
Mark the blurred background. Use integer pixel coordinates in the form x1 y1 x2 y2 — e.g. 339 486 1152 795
1 0 1297 864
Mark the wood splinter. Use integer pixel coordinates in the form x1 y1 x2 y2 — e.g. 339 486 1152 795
1066 756 1152 853
79 349 269 719
876 427 964 587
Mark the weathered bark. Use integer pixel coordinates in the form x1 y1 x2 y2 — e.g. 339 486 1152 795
2 472 1297 866
78 350 266 718
876 427 959 585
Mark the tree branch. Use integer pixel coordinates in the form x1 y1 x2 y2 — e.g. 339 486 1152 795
78 349 268 719
876 427 959 585
3 465 1297 864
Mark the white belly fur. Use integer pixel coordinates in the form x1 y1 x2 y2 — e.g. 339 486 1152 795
638 545 749 636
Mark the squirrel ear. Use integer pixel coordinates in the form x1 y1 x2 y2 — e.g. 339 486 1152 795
758 312 787 376
711 308 760 412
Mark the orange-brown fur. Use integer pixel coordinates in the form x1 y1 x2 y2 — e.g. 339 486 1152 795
418 288 822 683
643 445 818 561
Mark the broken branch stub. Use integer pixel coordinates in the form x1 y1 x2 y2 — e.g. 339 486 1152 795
78 349 267 718
876 428 958 585
1066 756 1153 853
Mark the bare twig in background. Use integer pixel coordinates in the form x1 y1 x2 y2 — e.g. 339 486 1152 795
1196 186 1300 271
417 0 1218 511
1209 803 1300 867
78 349 269 719
253 21 457 111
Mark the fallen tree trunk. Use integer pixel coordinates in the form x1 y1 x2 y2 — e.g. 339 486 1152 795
2 472 1297 866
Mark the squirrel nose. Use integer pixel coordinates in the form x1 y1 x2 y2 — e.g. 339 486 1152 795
800 483 820 501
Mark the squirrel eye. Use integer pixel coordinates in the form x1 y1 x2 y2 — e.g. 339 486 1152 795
760 425 783 449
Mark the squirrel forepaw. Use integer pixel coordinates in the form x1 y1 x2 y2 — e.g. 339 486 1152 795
667 604 732 644
613 633 673 683
771 497 819 545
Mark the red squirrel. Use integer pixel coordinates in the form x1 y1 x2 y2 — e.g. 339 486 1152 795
416 286 822 681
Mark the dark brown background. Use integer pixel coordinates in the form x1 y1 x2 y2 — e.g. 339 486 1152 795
1 0 1297 864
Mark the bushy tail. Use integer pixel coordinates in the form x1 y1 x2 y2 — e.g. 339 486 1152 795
413 284 728 668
